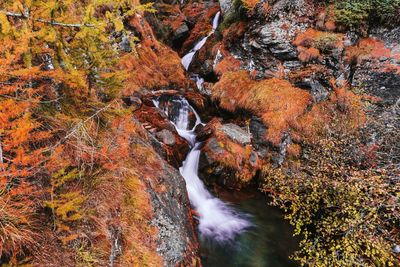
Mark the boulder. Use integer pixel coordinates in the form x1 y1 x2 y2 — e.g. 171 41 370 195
220 123 251 145
198 122 260 190
133 104 190 168
134 137 200 266
156 129 176 146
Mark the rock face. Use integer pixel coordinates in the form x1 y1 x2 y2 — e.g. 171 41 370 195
131 120 200 267
352 27 400 106
220 123 251 144
198 120 260 190
147 162 200 267
134 102 190 168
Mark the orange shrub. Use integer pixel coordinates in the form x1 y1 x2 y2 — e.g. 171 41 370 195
292 84 366 143
297 46 321 62
212 70 255 112
212 71 311 145
222 22 247 45
242 0 259 12
214 56 241 75
345 38 391 63
293 28 343 62
120 45 187 95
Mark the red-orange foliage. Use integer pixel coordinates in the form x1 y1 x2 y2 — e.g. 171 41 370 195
297 46 321 62
154 3 185 31
214 55 241 76
345 38 391 64
293 28 343 62
242 0 259 12
202 120 260 185
292 83 366 143
120 45 188 95
212 71 312 145
325 20 336 31
222 22 247 46
288 64 330 84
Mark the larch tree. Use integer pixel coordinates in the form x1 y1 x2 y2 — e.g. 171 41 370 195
0 0 153 262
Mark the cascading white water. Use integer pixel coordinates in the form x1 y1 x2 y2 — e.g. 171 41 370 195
153 96 251 242
181 11 221 72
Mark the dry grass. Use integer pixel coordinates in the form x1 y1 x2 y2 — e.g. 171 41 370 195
214 55 242 76
120 45 188 95
291 84 366 143
345 38 391 64
293 28 343 62
212 71 311 145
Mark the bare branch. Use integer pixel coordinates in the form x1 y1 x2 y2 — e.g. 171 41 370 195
0 136 4 172
4 11 94 28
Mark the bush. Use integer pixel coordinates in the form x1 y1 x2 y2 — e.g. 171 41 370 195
261 132 399 266
212 71 311 145
332 0 400 28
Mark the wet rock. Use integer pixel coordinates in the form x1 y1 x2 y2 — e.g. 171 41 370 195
219 0 233 15
122 96 142 110
144 157 201 266
198 122 260 190
195 118 221 142
173 23 189 42
134 104 190 168
156 94 198 130
156 129 176 146
220 123 251 145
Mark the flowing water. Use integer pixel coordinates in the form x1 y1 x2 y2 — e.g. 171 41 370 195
154 10 298 266
154 96 298 266
153 96 251 241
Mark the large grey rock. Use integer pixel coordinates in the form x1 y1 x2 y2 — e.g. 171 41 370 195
254 23 298 60
309 80 329 103
250 117 268 147
156 129 176 146
173 23 189 40
147 162 200 266
119 35 132 53
220 123 251 145
219 0 233 15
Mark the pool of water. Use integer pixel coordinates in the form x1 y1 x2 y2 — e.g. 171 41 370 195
199 190 299 267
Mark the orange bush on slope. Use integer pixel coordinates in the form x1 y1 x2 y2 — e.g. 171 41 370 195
345 38 391 64
120 45 188 95
212 71 312 145
202 121 260 186
291 84 366 143
293 28 343 62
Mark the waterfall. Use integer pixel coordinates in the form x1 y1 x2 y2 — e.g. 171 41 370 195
153 96 251 242
181 11 221 72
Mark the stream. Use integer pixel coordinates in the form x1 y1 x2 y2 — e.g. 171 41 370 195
155 10 298 267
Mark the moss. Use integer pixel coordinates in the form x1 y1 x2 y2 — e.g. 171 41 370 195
330 0 400 28
219 0 247 30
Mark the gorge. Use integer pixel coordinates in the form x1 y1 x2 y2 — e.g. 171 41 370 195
0 0 399 266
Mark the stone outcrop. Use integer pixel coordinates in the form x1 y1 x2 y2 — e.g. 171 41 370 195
197 120 260 190
131 126 201 267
